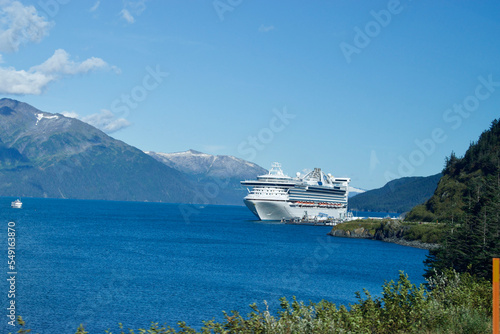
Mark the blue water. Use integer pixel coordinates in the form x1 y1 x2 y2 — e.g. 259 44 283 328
0 198 428 333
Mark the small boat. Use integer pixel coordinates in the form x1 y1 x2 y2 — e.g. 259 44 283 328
11 199 22 209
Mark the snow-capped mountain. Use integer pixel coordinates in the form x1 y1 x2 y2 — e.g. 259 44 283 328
348 186 366 198
146 150 268 205
146 149 267 180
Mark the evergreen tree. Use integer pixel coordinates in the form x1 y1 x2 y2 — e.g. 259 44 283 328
424 119 500 280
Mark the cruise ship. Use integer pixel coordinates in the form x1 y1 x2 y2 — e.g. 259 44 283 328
241 163 350 221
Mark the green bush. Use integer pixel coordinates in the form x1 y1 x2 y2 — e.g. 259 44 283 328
404 223 446 243
405 204 437 222
330 219 383 235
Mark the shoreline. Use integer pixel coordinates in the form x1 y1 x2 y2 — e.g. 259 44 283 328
327 222 441 250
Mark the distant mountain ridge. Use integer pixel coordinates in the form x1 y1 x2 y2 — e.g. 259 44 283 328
146 149 266 179
348 173 442 213
1 98 437 209
146 150 268 205
0 98 268 205
0 98 199 202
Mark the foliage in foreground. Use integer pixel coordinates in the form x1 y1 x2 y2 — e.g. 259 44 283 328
10 270 492 334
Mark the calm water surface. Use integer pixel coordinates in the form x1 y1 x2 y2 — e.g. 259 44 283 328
0 198 428 333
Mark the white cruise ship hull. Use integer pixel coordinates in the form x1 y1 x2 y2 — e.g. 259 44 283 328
244 199 347 221
244 199 293 220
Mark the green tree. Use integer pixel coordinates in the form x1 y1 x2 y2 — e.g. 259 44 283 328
424 120 500 279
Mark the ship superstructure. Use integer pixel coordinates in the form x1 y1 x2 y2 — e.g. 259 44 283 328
241 163 350 221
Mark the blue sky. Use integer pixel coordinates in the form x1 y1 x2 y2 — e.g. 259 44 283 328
1 0 499 190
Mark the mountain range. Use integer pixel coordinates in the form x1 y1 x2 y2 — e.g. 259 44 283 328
146 150 267 205
348 173 442 213
0 98 264 205
0 98 443 210
146 150 265 178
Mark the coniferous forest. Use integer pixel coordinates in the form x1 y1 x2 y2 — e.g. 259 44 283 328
406 119 500 280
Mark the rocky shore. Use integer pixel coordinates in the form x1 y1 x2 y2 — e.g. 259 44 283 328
327 221 440 250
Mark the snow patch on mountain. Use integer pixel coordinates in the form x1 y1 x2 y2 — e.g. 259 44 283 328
36 113 59 125
349 186 366 194
145 149 267 179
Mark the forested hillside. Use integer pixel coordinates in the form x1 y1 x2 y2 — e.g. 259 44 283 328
349 173 441 213
406 119 500 279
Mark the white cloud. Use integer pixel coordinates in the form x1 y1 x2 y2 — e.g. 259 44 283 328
0 66 53 94
61 109 131 133
120 0 147 24
101 117 131 133
61 111 79 118
90 1 100 12
0 49 113 95
82 109 131 133
126 0 147 15
258 24 275 33
31 49 108 75
0 0 52 52
111 65 122 75
120 9 135 24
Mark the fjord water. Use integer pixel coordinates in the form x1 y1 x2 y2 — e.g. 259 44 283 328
1 198 427 333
